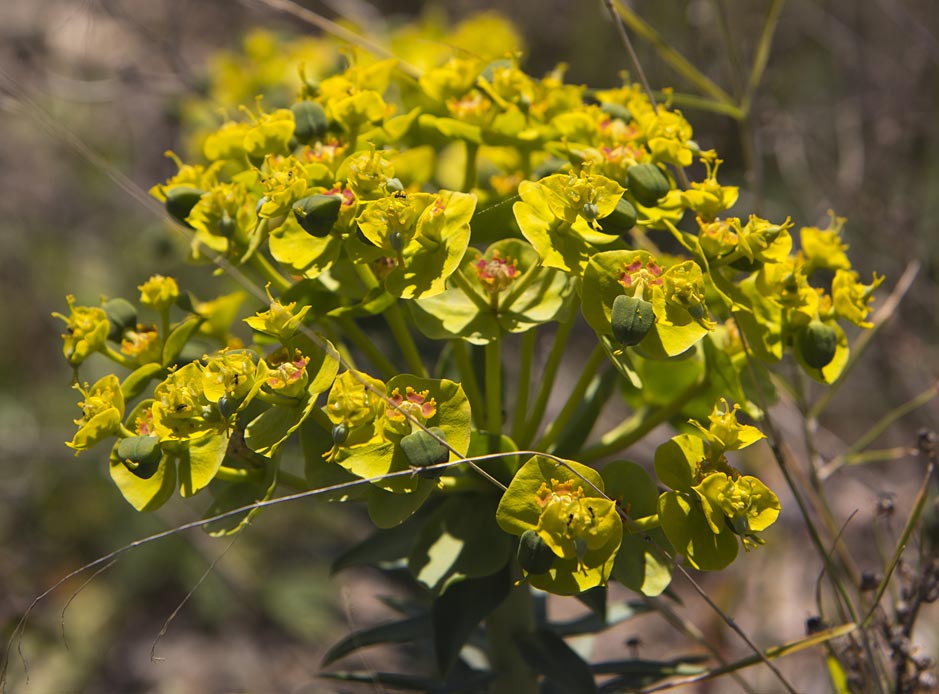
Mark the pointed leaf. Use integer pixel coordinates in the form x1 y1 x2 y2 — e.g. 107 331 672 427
432 566 511 676
516 628 597 694
322 615 431 667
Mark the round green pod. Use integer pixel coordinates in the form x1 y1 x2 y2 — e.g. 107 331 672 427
217 395 243 420
331 422 349 445
598 197 638 234
582 202 600 220
797 321 838 369
600 102 632 123
102 297 137 341
117 435 162 479
610 294 655 346
291 100 328 144
164 186 204 227
399 427 449 470
292 194 342 237
517 530 557 575
627 163 670 207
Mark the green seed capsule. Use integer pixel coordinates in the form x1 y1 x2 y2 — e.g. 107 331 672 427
610 294 655 346
598 197 638 234
582 202 600 220
217 395 242 419
728 514 751 537
332 423 349 445
389 229 405 252
164 186 204 227
385 177 405 193
517 530 557 575
218 212 236 238
600 102 632 123
290 100 328 144
102 297 137 341
399 427 449 471
797 321 838 369
117 435 162 479
292 194 342 237
627 163 670 207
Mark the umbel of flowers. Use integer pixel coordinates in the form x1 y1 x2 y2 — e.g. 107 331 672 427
55 11 880 683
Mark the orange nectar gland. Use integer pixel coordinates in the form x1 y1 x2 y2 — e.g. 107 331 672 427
619 258 664 294
265 353 309 397
475 252 518 293
536 480 595 536
386 387 437 426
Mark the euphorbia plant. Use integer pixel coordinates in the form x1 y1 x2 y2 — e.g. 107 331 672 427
53 10 882 693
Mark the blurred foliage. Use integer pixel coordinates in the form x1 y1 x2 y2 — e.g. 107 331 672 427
1 0 938 691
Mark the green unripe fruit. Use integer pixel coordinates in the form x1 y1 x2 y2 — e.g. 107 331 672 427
399 427 449 471
164 186 204 227
117 435 162 479
389 229 405 252
217 395 241 419
102 297 137 341
290 100 328 144
582 202 600 220
598 197 638 234
610 294 655 346
292 194 342 237
217 212 236 238
332 422 349 445
517 530 557 575
385 177 405 193
600 102 632 123
627 163 670 207
728 514 750 537
797 321 838 369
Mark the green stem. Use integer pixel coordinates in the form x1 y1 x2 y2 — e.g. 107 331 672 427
102 345 137 370
512 329 537 444
452 268 493 313
625 513 660 533
486 581 536 694
535 343 605 452
353 259 427 377
517 318 575 449
711 0 745 99
463 141 479 193
654 90 744 120
612 0 735 107
385 301 427 377
335 315 397 379
485 337 503 443
276 468 311 491
579 377 703 463
215 465 264 484
453 340 485 430
500 262 543 313
740 0 787 115
249 252 291 294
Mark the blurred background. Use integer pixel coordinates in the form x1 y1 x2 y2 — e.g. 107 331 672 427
1 0 938 692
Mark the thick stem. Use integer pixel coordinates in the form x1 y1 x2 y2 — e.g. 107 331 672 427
535 344 605 452
335 315 397 379
452 340 485 430
485 338 503 445
517 319 574 449
463 141 479 193
249 252 291 294
511 329 537 443
486 582 536 694
384 302 427 377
